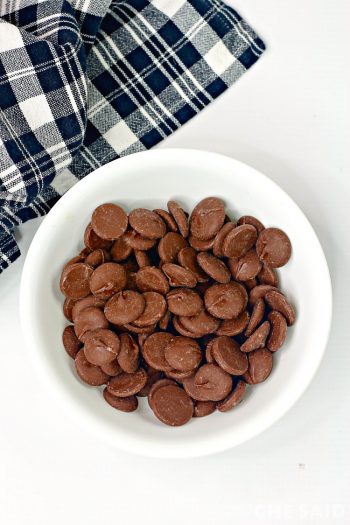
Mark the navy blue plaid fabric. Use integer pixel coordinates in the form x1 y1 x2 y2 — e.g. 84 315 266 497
0 0 265 273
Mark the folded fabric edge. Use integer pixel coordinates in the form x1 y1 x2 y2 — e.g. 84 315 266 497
0 231 20 272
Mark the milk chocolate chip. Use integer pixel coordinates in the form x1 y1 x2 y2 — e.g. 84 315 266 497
84 329 120 366
60 262 93 299
197 252 231 283
158 232 188 262
256 228 292 268
91 203 128 240
164 337 202 372
89 262 127 299
104 290 145 325
151 384 193 426
135 266 169 295
265 290 296 326
75 349 109 386
166 288 203 317
103 389 138 412
117 333 139 373
204 282 248 320
167 201 189 238
107 368 147 397
129 208 166 239
190 197 225 240
222 225 257 258
267 311 288 352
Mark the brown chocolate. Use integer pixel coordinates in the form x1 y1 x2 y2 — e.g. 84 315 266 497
166 288 203 317
267 311 288 352
89 262 127 299
217 380 246 412
184 364 232 401
141 332 174 371
244 348 273 384
117 333 139 373
158 310 171 330
110 236 133 261
213 222 236 257
103 389 138 412
212 336 248 375
167 201 189 238
135 266 169 294
62 325 82 358
129 208 166 239
154 209 178 232
188 235 215 252
256 228 292 268
134 249 151 268
249 284 278 305
60 262 93 299
107 368 147 397
245 298 265 337
162 263 197 288
151 384 193 426
237 215 265 234
137 369 164 397
197 252 231 283
158 232 188 262
84 223 112 251
148 379 177 407
75 349 109 386
63 298 76 322
193 400 216 417
124 230 157 250
101 359 122 376
104 290 145 325
215 310 250 336
204 282 248 320
179 309 220 336
241 321 270 353
91 203 128 240
265 290 296 326
258 264 279 287
178 246 208 282
72 295 106 322
172 316 200 338
164 336 202 372
222 225 257 258
190 197 225 240
74 307 109 342
228 249 262 281
84 329 120 366
85 249 110 268
132 292 167 327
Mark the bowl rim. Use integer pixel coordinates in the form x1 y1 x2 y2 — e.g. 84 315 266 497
19 148 333 458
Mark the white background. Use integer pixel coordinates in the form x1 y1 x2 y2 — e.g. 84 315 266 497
1 1 349 523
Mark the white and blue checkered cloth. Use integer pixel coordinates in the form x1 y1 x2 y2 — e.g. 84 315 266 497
0 0 264 273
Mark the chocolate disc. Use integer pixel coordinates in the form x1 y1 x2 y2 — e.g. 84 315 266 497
166 288 203 316
205 338 215 363
137 369 164 397
164 336 202 372
190 197 225 240
91 203 128 240
135 266 169 294
237 215 265 234
183 364 232 402
178 247 208 282
63 298 76 322
153 209 178 232
162 263 197 288
103 389 138 412
124 230 157 250
84 223 112 250
129 208 166 239
204 282 248 320
141 332 174 371
249 284 277 305
72 295 106 322
241 321 270 353
244 348 273 384
124 322 157 334
104 290 145 325
217 380 246 412
62 325 82 358
228 249 262 281
158 232 188 262
148 379 177 407
193 400 216 417
74 307 109 342
172 316 200 338
245 298 265 337
60 262 93 299
258 263 279 287
132 292 167 327
110 236 133 261
134 249 151 268
265 290 296 326
107 368 147 397
85 249 110 268
215 310 250 336
165 369 194 381
179 309 220 336
89 262 127 299
158 310 171 330
256 228 292 268
101 359 122 376
197 252 231 283
117 333 139 373
84 329 120 366
212 222 236 257
188 235 215 252
222 225 257 258
75 349 109 386
267 311 288 352
167 201 189 238
151 385 193 426
212 336 248 375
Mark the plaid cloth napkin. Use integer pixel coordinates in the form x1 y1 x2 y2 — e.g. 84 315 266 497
0 0 264 274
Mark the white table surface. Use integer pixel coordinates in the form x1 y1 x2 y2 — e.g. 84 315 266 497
1 1 349 523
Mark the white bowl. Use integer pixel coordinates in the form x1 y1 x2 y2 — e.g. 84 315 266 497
20 149 332 458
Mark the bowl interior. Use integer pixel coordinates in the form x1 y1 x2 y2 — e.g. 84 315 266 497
20 149 332 457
